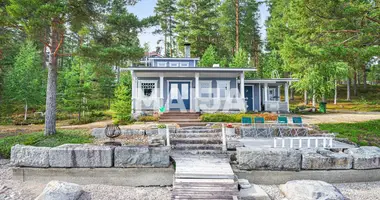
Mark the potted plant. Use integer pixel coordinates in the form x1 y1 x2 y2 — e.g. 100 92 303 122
157 124 167 136
225 123 235 137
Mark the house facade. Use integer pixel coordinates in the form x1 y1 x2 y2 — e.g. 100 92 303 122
122 46 295 115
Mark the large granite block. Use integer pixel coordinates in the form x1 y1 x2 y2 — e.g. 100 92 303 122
346 146 380 169
49 144 114 168
11 145 50 167
237 147 301 171
114 146 170 168
91 128 145 138
302 149 352 170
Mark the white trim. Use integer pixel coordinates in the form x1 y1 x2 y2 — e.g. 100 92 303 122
157 62 166 67
259 83 262 111
167 80 193 111
252 85 255 111
138 80 158 98
216 80 231 98
180 62 189 67
199 80 212 98
169 62 179 67
242 78 298 84
150 57 200 61
122 67 256 72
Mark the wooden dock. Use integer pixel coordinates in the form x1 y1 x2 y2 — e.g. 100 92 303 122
172 154 239 200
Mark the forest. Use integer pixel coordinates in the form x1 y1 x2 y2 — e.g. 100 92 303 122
0 0 379 135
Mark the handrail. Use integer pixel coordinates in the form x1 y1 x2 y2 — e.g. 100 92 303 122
273 137 333 148
222 124 227 151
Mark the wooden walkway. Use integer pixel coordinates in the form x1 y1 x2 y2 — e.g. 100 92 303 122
171 154 239 200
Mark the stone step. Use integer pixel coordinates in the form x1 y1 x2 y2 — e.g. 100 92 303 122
176 129 221 133
178 123 208 127
171 149 227 155
171 138 222 145
159 119 201 122
172 144 223 151
160 115 200 119
171 132 222 138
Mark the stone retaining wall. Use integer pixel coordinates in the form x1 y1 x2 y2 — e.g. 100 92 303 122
11 144 170 168
237 146 380 171
91 127 177 138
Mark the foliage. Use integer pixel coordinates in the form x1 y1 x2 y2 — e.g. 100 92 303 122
157 124 167 129
2 40 46 119
198 45 219 67
138 115 159 122
0 130 93 158
155 0 177 57
111 73 132 125
230 48 249 68
201 113 278 123
318 120 380 147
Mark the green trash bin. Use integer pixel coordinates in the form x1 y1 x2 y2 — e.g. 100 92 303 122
319 102 327 113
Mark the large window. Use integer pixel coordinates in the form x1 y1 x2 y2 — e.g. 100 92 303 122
139 81 157 98
217 81 230 98
200 81 212 98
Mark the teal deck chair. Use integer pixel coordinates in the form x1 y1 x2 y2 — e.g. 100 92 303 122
277 116 291 137
292 116 308 136
253 117 270 137
241 116 252 125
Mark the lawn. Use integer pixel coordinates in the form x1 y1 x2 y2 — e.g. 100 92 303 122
0 129 93 158
318 119 380 146
290 85 380 112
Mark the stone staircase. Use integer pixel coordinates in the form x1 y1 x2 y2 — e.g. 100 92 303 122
159 112 207 127
171 126 224 154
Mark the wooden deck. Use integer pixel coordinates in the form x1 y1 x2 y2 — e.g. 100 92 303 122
172 154 238 200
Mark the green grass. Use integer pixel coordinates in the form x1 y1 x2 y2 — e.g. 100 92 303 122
318 120 380 146
0 129 93 158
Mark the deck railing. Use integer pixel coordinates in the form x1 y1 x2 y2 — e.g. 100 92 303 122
273 137 334 148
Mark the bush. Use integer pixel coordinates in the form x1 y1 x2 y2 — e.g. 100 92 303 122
200 113 278 123
157 124 167 129
138 115 159 122
0 130 93 158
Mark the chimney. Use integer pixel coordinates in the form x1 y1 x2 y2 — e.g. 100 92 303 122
184 43 191 58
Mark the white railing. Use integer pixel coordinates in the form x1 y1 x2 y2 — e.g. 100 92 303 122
133 98 161 111
273 137 333 148
264 101 288 112
222 124 227 151
166 125 170 146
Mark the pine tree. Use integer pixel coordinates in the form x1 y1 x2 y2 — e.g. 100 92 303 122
198 45 219 67
155 0 177 57
111 73 132 125
230 48 248 68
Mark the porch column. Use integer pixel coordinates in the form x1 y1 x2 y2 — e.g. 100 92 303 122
264 83 268 111
285 82 289 112
131 70 137 114
195 73 200 112
159 73 164 108
240 72 246 112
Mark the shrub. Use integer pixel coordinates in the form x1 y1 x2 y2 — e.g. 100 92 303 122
138 115 159 122
157 124 166 129
0 130 93 158
200 113 278 122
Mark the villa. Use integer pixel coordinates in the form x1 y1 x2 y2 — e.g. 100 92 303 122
122 44 296 116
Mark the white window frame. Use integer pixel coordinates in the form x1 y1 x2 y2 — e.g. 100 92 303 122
169 62 179 67
199 80 212 98
216 80 230 99
180 62 189 67
138 80 158 98
157 62 166 67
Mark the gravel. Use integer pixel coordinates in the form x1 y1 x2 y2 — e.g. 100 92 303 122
259 182 380 200
0 159 171 200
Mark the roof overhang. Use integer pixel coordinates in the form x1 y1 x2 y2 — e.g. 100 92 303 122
242 78 298 84
149 57 201 61
122 67 256 72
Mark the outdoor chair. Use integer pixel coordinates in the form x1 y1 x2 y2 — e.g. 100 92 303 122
291 116 308 136
276 116 291 137
241 116 252 126
253 117 271 137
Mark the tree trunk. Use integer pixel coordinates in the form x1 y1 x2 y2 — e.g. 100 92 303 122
334 80 337 105
312 92 316 112
363 64 367 89
347 77 351 100
353 71 357 96
44 24 59 136
24 101 28 121
235 0 239 51
304 90 308 105
290 88 294 100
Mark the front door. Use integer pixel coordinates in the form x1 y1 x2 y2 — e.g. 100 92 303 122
245 86 253 111
169 82 190 111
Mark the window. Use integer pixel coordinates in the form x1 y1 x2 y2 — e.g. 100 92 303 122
169 62 179 67
217 81 230 98
200 81 212 98
139 81 157 98
157 62 166 67
180 62 189 67
181 83 189 99
170 84 178 99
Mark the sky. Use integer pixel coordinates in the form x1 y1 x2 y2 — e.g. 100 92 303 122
128 0 270 51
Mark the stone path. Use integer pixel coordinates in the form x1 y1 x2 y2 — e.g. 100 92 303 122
171 154 238 200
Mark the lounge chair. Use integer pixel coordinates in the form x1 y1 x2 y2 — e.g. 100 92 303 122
241 116 252 126
277 116 291 137
254 117 271 137
292 116 308 136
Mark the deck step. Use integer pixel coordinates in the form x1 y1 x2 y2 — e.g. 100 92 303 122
171 138 222 145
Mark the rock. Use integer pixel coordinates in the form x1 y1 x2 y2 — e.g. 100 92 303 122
345 146 380 169
91 128 145 138
240 184 270 200
114 146 170 168
91 128 107 138
11 145 50 167
279 180 345 200
302 148 353 170
148 135 165 146
238 179 251 189
35 181 90 200
237 147 301 171
227 140 244 150
49 144 114 168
